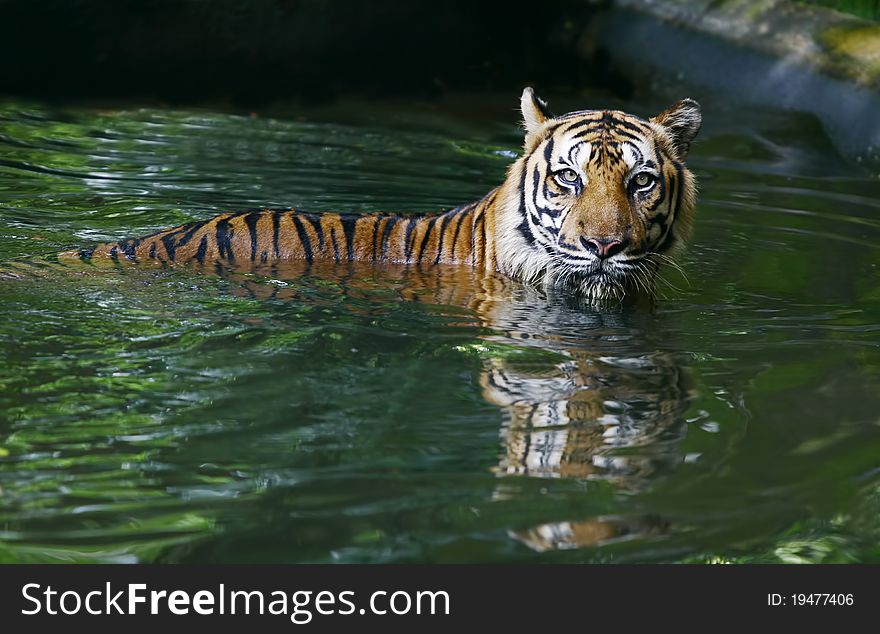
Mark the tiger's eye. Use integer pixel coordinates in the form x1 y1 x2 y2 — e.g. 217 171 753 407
634 173 653 188
556 169 579 185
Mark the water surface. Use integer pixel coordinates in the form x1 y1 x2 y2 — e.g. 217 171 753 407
1 94 879 562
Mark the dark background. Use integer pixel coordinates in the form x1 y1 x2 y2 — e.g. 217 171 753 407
0 0 623 104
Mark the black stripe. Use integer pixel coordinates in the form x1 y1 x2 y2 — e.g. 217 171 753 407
473 213 485 265
245 211 262 262
554 113 603 135
570 123 603 139
195 234 209 264
109 245 119 263
215 216 235 262
380 217 398 260
644 176 667 214
161 234 178 261
312 215 325 249
564 112 650 140
416 216 439 263
486 371 507 392
175 220 209 249
566 142 582 167
156 220 209 263
595 111 650 136
537 137 557 214
340 215 358 262
120 239 138 261
531 169 541 216
645 147 667 213
541 178 559 204
516 164 536 244
542 136 555 165
78 248 94 261
447 209 466 261
573 125 643 144
291 215 313 263
403 217 418 261
674 163 684 217
148 243 157 259
654 170 679 251
433 212 452 264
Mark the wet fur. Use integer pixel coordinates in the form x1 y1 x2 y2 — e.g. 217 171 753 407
65 89 701 301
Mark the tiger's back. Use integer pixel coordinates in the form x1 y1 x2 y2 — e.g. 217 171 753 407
73 194 499 270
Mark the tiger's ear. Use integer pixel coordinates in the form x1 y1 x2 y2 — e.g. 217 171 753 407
520 87 554 144
651 98 702 159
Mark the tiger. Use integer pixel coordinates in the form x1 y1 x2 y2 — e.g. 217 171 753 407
61 88 702 301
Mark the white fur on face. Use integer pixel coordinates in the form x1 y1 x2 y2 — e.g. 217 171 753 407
549 139 592 176
493 113 681 301
620 142 647 170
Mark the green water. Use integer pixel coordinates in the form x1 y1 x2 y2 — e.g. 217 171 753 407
1 94 880 563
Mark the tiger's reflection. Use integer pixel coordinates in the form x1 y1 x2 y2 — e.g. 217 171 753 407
485 342 691 483
479 309 692 551
456 275 693 551
225 260 694 551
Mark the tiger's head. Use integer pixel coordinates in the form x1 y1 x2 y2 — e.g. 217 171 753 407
495 88 702 301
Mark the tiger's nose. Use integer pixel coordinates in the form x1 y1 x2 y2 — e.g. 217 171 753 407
582 236 628 259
